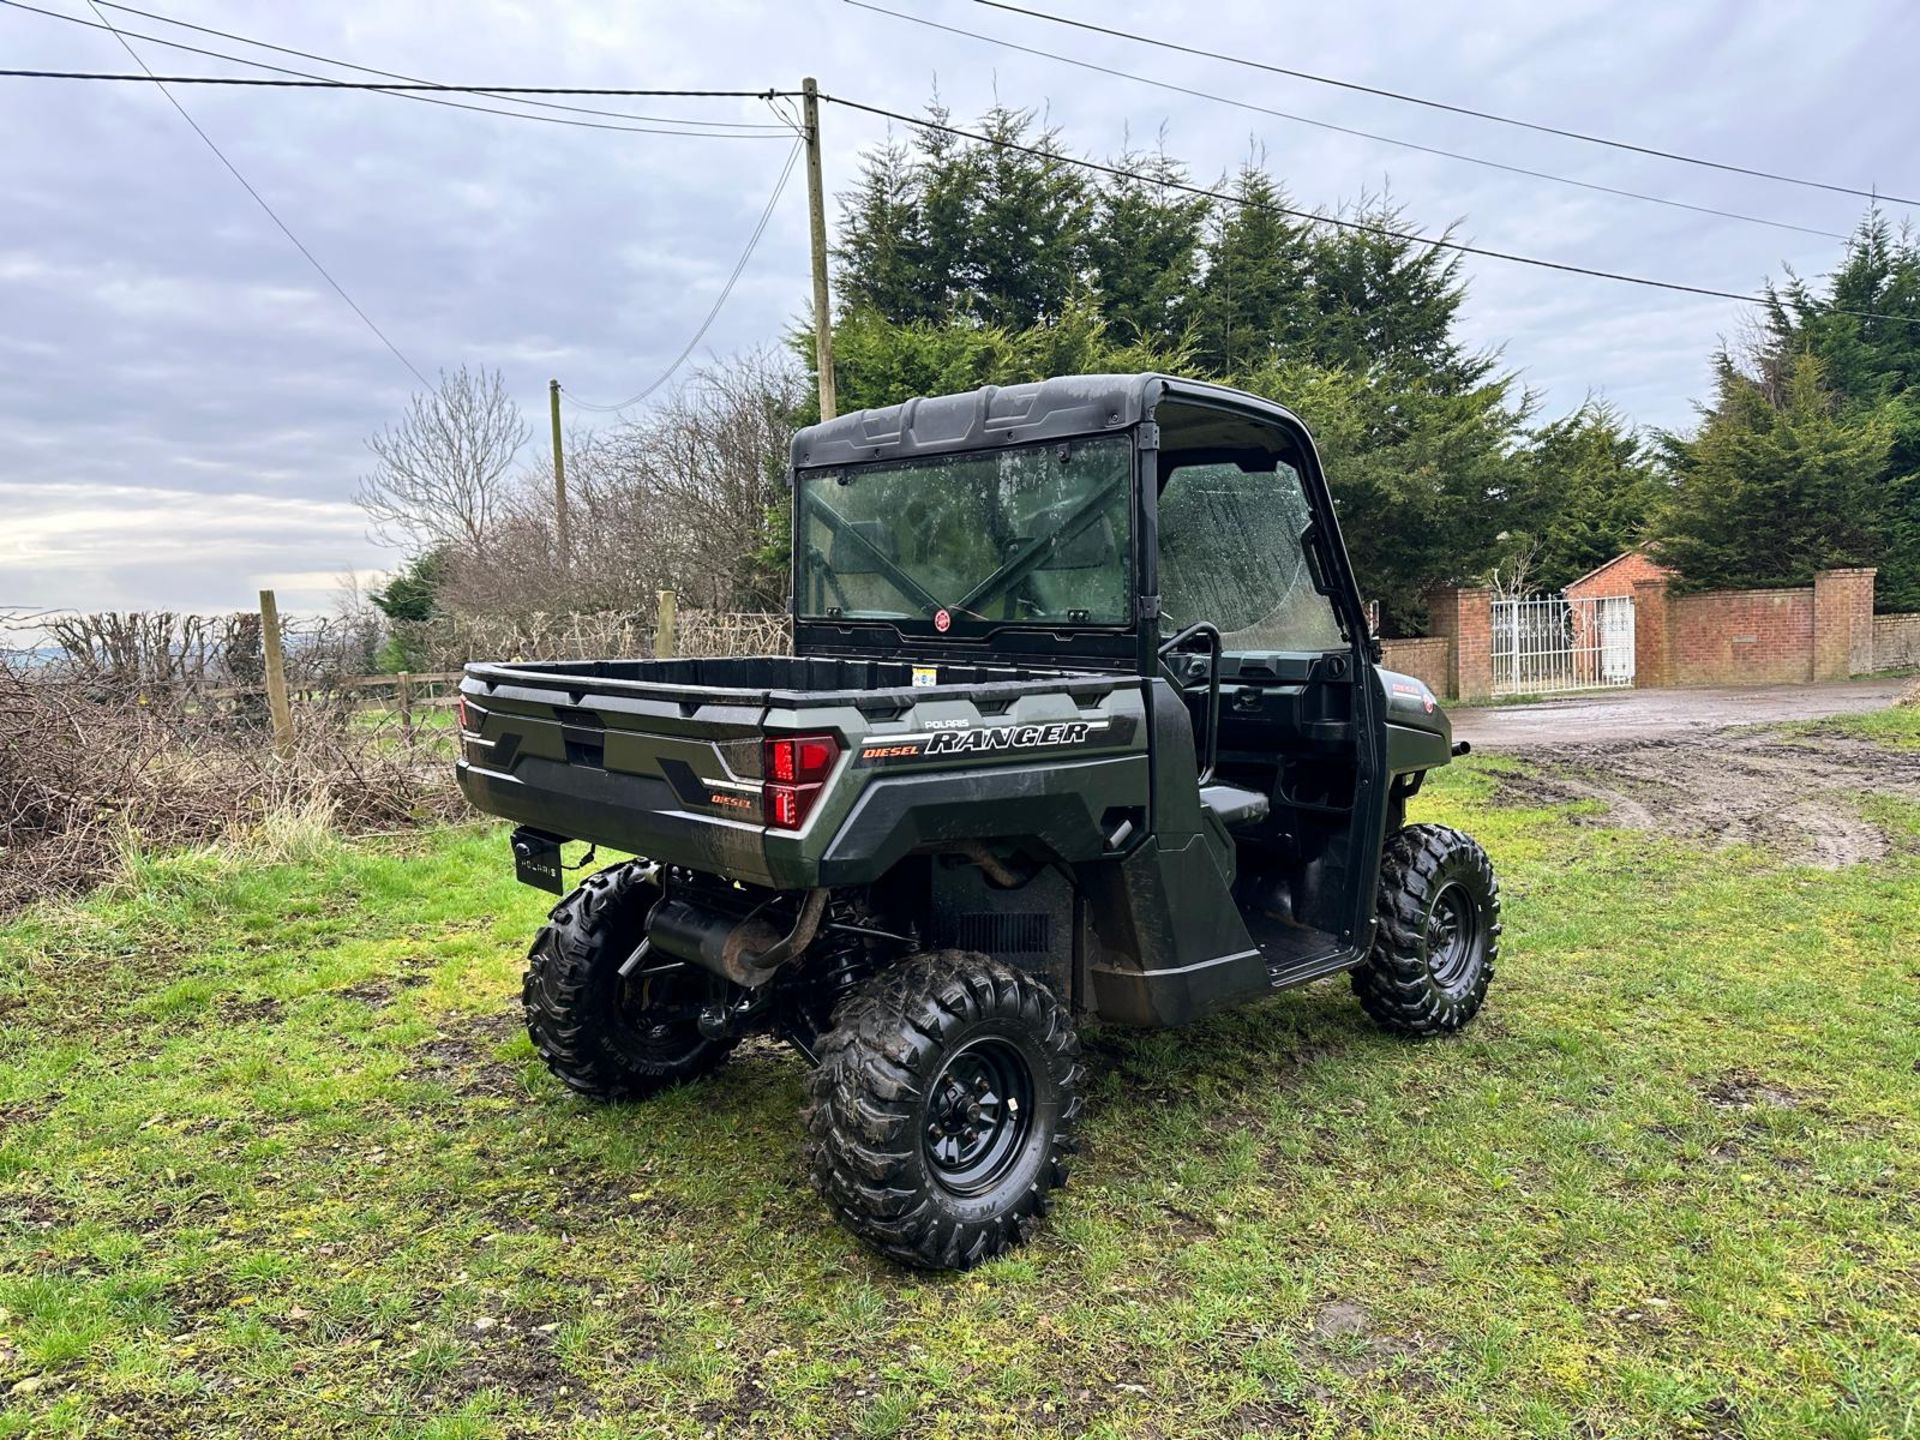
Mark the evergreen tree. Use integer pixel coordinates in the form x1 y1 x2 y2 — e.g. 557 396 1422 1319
369 546 450 624
963 104 1091 329
1655 354 1889 591
1506 401 1660 592
1086 143 1210 349
833 135 933 323
825 298 1189 416
1739 212 1920 609
1191 162 1316 374
1308 199 1479 389
831 98 1090 330
369 546 451 672
914 97 986 318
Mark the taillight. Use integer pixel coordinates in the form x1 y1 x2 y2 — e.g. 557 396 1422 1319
455 694 471 733
762 733 839 829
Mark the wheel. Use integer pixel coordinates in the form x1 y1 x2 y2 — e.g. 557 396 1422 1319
523 859 734 1101
803 951 1081 1271
1352 823 1500 1036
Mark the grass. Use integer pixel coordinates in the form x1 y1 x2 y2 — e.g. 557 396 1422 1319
2 718 1918 1438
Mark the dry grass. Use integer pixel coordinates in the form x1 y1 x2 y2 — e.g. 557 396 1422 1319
0 669 460 912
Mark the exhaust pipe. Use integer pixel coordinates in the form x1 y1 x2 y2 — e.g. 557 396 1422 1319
648 888 829 988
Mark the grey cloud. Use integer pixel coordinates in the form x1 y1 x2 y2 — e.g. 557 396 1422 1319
2 0 1914 611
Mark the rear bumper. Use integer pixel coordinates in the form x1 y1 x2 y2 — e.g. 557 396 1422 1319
456 757 781 888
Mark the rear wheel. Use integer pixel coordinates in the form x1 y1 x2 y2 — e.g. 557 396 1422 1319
1352 824 1499 1036
803 951 1080 1270
523 860 733 1101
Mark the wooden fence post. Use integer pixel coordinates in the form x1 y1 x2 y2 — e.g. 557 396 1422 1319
396 670 414 743
656 589 677 659
258 588 295 760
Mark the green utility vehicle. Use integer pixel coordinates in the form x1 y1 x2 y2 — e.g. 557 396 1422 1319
456 373 1498 1270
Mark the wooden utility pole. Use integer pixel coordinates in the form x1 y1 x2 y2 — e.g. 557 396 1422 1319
258 588 294 761
801 77 837 421
549 378 571 579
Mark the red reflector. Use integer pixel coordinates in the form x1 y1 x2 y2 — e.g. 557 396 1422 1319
455 694 470 732
766 784 802 828
763 734 838 828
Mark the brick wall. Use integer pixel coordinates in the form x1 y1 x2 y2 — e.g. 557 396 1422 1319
1812 567 1876 679
1425 585 1492 700
1633 579 1673 688
1632 568 1880 687
1873 613 1920 671
1379 636 1450 695
1668 588 1815 685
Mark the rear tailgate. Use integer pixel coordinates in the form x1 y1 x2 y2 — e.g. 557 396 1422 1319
456 663 782 886
457 657 1151 892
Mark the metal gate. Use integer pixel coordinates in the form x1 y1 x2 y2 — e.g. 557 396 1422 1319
1491 595 1635 695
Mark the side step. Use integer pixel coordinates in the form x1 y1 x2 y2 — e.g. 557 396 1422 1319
1263 944 1361 990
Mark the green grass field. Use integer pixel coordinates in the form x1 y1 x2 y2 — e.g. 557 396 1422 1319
2 714 1917 1438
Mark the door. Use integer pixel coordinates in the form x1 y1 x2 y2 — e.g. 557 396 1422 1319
1597 596 1636 684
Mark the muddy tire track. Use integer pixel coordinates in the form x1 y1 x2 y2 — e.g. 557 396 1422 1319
1492 727 1920 867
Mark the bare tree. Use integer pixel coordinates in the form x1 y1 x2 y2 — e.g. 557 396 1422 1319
435 427 675 620
1487 530 1545 601
435 350 805 618
355 365 530 552
603 348 806 609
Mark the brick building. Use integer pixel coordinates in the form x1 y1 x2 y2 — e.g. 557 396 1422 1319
1563 547 1672 603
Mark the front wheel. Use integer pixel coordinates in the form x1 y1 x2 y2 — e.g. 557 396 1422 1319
1352 823 1500 1036
803 952 1081 1270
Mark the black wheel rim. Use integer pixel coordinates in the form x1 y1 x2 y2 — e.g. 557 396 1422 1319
1425 881 1481 989
612 968 708 1063
923 1036 1034 1196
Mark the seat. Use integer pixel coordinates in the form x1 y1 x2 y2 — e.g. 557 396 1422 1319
1198 783 1270 831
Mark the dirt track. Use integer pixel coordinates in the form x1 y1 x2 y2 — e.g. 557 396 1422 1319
1487 724 1920 868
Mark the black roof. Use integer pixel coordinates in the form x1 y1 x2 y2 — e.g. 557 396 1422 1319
789 372 1308 471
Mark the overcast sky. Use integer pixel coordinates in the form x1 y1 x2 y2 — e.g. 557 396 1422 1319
3 0 1915 615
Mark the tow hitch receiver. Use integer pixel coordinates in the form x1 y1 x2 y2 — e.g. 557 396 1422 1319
510 826 568 894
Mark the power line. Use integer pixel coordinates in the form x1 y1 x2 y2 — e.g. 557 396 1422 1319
815 92 1920 328
847 0 1846 243
0 1 791 138
975 0 1919 210
78 0 432 387
89 0 793 131
564 137 806 413
0 69 794 97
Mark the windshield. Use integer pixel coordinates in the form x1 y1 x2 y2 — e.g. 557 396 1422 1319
796 436 1133 626
1159 460 1347 651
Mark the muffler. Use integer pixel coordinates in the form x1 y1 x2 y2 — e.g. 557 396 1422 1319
647 888 828 988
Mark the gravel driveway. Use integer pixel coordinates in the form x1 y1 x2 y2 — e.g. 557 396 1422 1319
1452 678 1910 748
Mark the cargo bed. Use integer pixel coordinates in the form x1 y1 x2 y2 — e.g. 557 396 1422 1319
455 655 1150 891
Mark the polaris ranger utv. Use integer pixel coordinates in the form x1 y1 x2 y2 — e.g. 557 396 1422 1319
456 373 1498 1270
